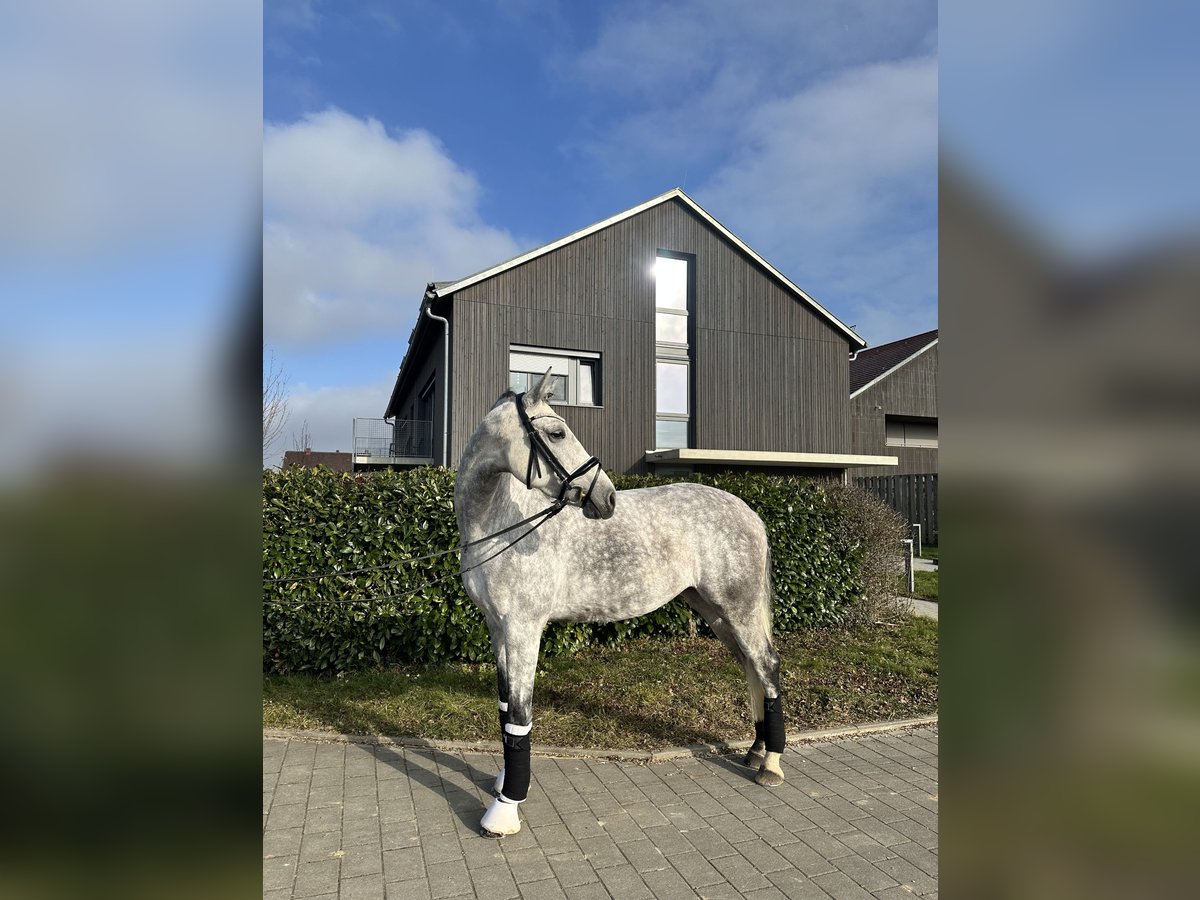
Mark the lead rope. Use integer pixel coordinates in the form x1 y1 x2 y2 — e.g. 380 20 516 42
263 500 567 584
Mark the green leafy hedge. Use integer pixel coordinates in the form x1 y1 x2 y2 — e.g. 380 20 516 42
263 467 904 675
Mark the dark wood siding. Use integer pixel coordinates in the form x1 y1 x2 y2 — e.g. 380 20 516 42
850 343 938 476
446 198 855 473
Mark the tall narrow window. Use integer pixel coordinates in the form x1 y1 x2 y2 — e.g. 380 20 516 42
655 252 692 448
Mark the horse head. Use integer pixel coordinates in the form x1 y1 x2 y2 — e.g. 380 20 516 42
491 370 617 520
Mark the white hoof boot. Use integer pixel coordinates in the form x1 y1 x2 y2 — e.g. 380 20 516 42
755 750 785 787
479 795 522 838
493 767 505 796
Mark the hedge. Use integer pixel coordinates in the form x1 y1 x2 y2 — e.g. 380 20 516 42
263 467 905 675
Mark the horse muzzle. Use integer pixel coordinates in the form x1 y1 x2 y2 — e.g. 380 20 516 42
581 478 617 520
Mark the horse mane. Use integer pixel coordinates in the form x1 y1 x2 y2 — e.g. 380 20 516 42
490 390 517 410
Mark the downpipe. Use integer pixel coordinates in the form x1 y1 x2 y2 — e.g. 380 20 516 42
423 287 450 467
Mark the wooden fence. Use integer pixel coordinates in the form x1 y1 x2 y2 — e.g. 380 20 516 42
853 473 938 542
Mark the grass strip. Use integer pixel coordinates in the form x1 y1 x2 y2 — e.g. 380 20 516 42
912 569 939 601
264 616 937 751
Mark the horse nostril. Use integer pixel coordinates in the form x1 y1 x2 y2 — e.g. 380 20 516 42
606 492 616 513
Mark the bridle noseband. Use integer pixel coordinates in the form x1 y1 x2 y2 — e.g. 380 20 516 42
514 393 603 510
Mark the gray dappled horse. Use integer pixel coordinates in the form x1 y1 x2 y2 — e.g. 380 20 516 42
456 371 787 837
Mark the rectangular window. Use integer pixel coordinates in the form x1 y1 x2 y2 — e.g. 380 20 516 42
578 360 596 405
655 256 688 309
655 251 693 449
656 311 688 345
655 420 689 450
509 346 601 406
655 361 688 415
885 417 938 448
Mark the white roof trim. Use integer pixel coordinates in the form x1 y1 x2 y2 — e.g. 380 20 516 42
644 449 898 468
850 338 939 399
434 188 866 349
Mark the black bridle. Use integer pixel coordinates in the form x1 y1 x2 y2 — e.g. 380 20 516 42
514 392 603 511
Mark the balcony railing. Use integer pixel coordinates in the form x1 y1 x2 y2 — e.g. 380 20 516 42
353 418 434 464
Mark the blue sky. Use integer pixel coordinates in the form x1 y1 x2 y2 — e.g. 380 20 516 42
3 3 1193 478
263 0 939 463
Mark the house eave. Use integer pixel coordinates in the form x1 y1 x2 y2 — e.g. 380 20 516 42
384 286 442 419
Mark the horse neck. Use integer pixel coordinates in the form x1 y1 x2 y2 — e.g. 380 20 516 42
455 447 544 543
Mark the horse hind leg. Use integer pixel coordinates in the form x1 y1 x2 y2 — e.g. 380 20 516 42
688 586 786 787
750 648 786 787
742 658 768 770
731 630 785 786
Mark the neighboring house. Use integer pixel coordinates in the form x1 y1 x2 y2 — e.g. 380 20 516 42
849 329 938 476
282 449 353 473
381 188 897 479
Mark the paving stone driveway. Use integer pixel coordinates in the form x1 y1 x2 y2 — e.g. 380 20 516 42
263 725 937 899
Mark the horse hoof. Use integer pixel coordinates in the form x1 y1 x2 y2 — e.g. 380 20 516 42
755 765 785 787
479 827 506 840
743 751 766 769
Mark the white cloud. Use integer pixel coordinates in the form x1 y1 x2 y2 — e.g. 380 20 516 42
266 0 321 32
697 55 939 345
263 108 522 345
702 56 937 243
573 0 933 100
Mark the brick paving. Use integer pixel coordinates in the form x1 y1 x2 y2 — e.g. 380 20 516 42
263 725 937 899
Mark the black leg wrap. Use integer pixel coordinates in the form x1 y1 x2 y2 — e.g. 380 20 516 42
501 731 531 802
754 718 766 746
499 706 509 732
764 697 785 754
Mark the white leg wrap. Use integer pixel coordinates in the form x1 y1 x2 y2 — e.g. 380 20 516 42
493 767 505 795
480 794 522 836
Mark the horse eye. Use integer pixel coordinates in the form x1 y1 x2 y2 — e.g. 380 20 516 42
548 429 566 442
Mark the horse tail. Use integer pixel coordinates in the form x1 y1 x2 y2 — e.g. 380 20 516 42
762 541 775 640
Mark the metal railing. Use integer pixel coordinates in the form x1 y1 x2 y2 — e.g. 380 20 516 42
353 418 433 462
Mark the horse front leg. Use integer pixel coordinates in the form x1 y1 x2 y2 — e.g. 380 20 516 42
479 621 542 838
485 615 509 797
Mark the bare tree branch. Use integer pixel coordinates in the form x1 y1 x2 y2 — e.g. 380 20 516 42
291 418 312 452
263 350 290 466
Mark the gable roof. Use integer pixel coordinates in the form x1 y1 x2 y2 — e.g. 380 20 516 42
431 187 866 348
849 329 938 396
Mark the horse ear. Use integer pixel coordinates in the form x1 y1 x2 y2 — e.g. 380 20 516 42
527 368 555 406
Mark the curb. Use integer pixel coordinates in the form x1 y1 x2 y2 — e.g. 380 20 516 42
263 714 937 763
